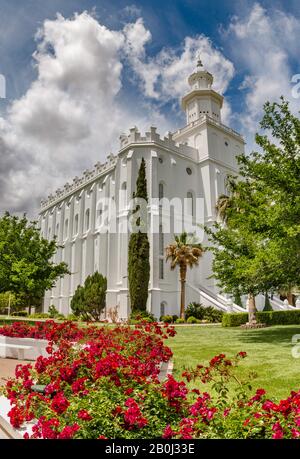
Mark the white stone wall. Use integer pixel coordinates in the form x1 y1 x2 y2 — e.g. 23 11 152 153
40 65 245 319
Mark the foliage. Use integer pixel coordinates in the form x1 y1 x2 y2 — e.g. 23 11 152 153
129 310 156 323
186 316 199 324
29 313 50 319
233 292 244 308
222 313 249 328
128 158 150 313
175 318 185 324
166 232 204 319
206 99 300 324
71 272 107 321
0 292 22 314
48 305 60 318
66 314 78 322
263 294 273 312
160 315 173 323
0 213 69 311
4 328 300 439
185 303 224 323
222 309 300 327
11 310 28 317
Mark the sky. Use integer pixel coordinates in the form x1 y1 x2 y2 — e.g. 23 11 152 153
0 0 299 216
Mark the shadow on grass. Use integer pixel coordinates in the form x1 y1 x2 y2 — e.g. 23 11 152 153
235 326 300 345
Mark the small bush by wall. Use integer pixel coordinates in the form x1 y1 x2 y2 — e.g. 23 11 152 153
222 309 300 327
186 303 224 323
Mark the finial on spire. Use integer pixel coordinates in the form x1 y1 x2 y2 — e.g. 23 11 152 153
196 53 203 69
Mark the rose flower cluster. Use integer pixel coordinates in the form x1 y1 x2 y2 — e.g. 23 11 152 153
2 320 300 439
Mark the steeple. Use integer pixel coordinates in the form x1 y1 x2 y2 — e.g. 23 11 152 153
181 55 223 124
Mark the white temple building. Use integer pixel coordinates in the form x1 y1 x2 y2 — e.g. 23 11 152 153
39 59 247 319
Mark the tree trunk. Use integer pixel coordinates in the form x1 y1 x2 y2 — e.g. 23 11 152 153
248 293 257 324
179 265 187 320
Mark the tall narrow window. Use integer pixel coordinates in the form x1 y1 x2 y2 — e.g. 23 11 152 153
96 204 103 229
85 209 90 231
159 182 164 200
56 223 59 236
74 214 79 235
187 191 194 216
120 182 127 209
159 225 164 256
64 219 69 240
159 259 164 280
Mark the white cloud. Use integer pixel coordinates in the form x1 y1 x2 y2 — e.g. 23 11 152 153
124 19 235 115
0 12 170 215
0 11 236 215
224 2 300 146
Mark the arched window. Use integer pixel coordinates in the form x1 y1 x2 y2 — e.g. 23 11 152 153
85 209 90 231
64 219 69 239
74 214 79 235
187 191 194 216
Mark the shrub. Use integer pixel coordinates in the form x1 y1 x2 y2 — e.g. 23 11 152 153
203 306 224 323
71 272 107 321
176 318 185 324
66 314 78 322
4 323 300 439
172 315 179 323
186 303 224 323
185 303 205 320
29 313 50 319
48 305 60 318
186 316 199 324
222 313 248 327
222 309 300 327
10 310 28 317
160 315 173 323
56 314 65 320
129 310 156 323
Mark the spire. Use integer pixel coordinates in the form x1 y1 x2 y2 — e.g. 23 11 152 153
196 54 203 70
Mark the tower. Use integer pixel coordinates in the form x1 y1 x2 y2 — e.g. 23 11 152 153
181 57 223 125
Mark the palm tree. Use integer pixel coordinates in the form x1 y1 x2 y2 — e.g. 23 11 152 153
215 194 232 223
215 176 241 223
165 232 204 320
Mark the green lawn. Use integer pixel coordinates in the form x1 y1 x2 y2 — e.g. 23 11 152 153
168 324 300 400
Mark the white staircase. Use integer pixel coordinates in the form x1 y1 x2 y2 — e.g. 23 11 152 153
186 283 299 313
186 283 246 313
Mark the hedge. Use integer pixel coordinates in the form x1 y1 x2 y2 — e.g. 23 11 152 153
222 309 300 327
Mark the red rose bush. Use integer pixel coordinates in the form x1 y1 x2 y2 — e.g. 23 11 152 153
1 320 300 439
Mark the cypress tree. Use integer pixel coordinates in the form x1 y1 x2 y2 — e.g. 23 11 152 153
128 158 150 312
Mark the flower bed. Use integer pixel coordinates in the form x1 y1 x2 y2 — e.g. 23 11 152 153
2 321 300 439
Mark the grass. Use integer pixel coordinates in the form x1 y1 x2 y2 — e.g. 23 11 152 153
168 324 300 400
